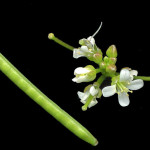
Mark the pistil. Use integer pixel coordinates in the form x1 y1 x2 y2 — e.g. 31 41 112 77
82 95 94 111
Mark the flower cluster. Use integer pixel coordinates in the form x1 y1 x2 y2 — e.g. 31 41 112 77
72 26 144 110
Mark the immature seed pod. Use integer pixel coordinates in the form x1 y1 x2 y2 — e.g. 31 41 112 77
0 53 98 146
106 45 117 58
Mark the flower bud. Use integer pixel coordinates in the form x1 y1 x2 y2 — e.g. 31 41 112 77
79 39 85 46
106 45 117 58
100 61 106 69
72 65 96 83
93 52 102 64
104 56 109 64
106 64 117 74
108 57 117 64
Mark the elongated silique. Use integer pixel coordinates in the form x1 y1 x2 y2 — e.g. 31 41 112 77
0 53 98 146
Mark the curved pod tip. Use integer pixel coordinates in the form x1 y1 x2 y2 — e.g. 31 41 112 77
93 140 99 146
89 138 99 146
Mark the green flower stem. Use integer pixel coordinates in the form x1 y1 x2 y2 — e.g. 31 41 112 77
82 95 93 111
0 53 98 146
97 75 106 86
96 68 101 74
48 33 74 51
134 76 150 81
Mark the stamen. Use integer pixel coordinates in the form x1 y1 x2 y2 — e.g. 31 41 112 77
116 82 123 92
117 91 120 95
89 49 93 52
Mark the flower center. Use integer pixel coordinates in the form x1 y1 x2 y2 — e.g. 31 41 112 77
116 82 133 95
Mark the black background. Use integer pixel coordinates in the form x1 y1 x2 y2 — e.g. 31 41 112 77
0 1 149 149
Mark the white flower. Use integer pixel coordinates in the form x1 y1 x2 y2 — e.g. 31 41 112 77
72 65 96 83
77 82 102 110
73 37 96 59
73 22 103 59
73 45 92 59
78 85 99 108
87 36 95 46
102 68 144 107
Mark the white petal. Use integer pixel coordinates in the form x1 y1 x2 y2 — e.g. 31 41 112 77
129 70 138 81
130 70 138 76
74 67 90 75
77 91 85 100
118 92 130 107
90 86 98 96
80 46 89 52
127 79 144 90
73 49 85 58
72 76 82 83
77 91 90 101
74 76 87 83
102 85 116 97
80 99 86 105
120 69 131 82
88 99 98 108
87 36 95 45
72 77 78 82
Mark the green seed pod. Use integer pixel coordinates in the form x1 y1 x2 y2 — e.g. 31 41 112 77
0 53 98 146
106 45 117 58
106 64 117 74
